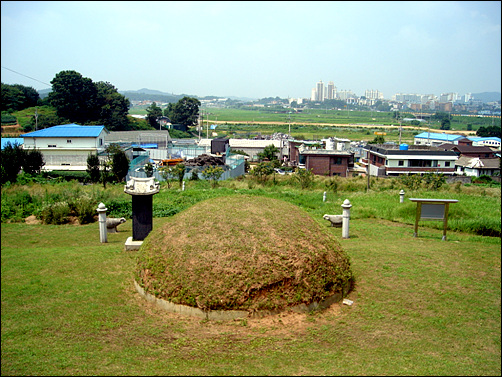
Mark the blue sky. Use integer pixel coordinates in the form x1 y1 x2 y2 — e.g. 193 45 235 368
1 1 500 99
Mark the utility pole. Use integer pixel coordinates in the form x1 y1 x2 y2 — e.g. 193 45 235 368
34 107 38 130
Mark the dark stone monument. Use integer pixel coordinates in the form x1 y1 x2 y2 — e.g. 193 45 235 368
124 177 160 246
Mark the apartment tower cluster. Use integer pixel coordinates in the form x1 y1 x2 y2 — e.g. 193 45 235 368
311 80 383 103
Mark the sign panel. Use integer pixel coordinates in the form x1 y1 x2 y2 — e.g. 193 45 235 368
420 203 445 220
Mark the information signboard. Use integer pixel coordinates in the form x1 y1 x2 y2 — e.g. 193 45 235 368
409 198 458 241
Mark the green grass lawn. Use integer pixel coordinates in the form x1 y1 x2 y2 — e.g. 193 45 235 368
1 195 500 375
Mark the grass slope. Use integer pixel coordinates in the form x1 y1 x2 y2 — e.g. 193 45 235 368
1 208 500 375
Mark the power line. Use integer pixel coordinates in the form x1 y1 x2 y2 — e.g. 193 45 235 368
1 66 51 87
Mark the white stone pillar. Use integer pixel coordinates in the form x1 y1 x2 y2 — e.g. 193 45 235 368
97 202 108 243
341 199 352 239
323 191 326 202
182 181 185 191
400 190 405 203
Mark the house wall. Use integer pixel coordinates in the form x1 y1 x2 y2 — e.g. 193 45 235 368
306 156 350 177
24 134 105 150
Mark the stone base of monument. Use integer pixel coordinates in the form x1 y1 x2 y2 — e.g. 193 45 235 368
125 237 143 251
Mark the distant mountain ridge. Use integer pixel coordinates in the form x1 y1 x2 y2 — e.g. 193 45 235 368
36 87 500 103
472 92 501 103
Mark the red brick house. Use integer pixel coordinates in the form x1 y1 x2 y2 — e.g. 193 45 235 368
300 150 354 177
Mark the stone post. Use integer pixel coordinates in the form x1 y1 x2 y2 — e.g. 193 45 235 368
341 199 352 239
323 191 326 202
182 181 185 191
400 189 405 203
97 202 108 243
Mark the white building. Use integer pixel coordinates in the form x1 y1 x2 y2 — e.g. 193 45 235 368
22 124 109 171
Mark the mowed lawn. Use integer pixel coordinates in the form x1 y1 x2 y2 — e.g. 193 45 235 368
1 215 500 375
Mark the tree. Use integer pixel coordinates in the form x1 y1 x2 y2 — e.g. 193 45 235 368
367 135 385 144
292 168 315 189
257 144 280 162
172 163 186 188
1 83 40 112
146 102 163 129
0 141 25 184
47 71 131 130
22 148 45 175
477 125 501 138
250 161 275 183
164 96 201 129
201 165 224 187
48 70 99 124
111 149 130 182
86 153 101 183
95 81 131 131
144 162 154 177
440 118 451 130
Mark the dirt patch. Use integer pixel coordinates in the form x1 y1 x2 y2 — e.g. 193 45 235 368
25 215 42 225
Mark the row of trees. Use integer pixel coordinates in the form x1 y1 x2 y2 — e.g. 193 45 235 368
1 142 45 184
86 145 130 188
1 83 40 112
145 96 201 130
2 71 202 133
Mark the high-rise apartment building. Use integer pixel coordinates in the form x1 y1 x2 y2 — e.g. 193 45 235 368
364 89 383 100
327 81 335 100
316 80 324 102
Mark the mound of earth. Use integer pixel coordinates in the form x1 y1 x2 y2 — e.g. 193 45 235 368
135 195 353 312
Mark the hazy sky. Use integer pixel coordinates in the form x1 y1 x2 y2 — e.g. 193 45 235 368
1 1 501 99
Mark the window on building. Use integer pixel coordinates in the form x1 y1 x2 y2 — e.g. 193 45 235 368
445 161 450 167
333 157 342 165
398 160 404 166
67 139 72 143
48 144 56 148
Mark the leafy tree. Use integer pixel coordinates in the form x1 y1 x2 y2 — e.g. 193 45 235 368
1 83 40 112
201 165 224 187
95 81 131 131
172 163 186 188
251 161 275 183
101 160 112 189
367 135 385 144
111 149 130 182
48 70 99 124
0 141 24 184
86 153 101 183
292 168 315 189
47 71 131 130
22 148 45 175
144 162 154 177
440 118 451 130
477 125 501 138
159 166 175 188
164 96 201 128
257 144 280 162
146 102 163 129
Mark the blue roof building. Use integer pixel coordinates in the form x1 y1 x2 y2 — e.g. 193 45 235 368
467 137 501 149
21 123 107 138
22 124 109 171
414 132 465 146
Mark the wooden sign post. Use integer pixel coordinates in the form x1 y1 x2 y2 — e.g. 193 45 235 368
409 198 458 241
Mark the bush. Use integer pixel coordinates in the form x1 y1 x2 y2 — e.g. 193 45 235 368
41 201 71 225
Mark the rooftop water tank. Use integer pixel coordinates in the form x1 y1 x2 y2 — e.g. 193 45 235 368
399 144 409 150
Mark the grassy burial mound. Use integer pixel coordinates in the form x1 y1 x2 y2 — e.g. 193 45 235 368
135 195 353 313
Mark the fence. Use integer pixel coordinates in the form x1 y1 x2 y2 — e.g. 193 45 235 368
126 154 246 182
